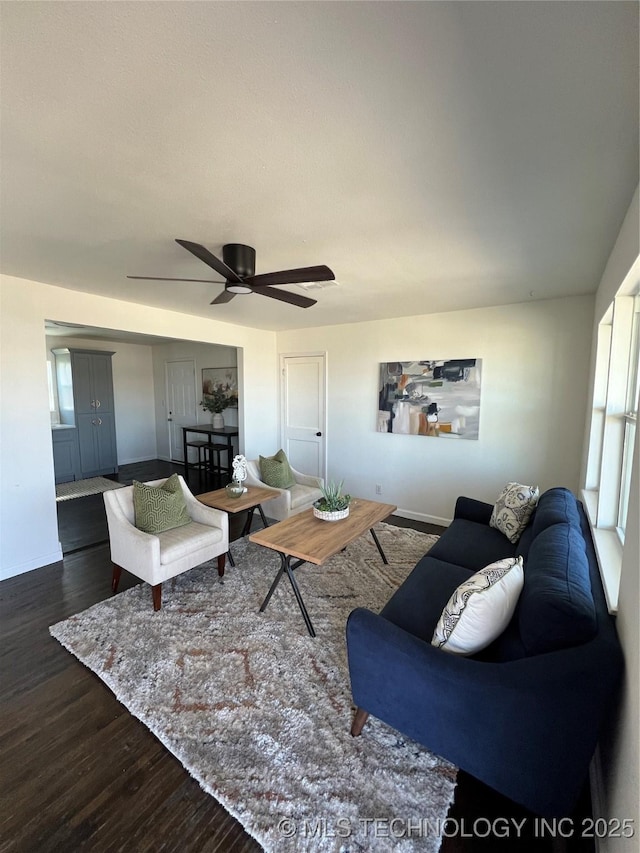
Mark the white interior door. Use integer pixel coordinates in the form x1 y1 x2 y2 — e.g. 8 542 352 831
281 354 326 479
165 359 197 462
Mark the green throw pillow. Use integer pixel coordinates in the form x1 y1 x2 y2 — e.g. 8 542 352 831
259 449 296 489
133 473 191 534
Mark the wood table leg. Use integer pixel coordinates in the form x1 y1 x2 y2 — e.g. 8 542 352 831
217 553 226 577
183 429 189 479
369 527 389 564
111 563 122 593
242 507 256 537
351 707 370 736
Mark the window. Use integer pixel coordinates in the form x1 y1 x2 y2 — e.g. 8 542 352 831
47 360 56 412
618 299 640 536
584 283 639 611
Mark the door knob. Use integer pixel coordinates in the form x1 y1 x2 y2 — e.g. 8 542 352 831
316 432 322 437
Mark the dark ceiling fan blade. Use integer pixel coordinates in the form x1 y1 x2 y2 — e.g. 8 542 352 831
127 276 224 283
245 265 334 287
252 285 317 308
210 289 237 305
175 239 243 282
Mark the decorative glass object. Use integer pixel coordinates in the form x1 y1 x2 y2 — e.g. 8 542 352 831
232 454 248 483
225 480 245 499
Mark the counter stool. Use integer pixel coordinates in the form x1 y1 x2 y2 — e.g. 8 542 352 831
185 440 210 483
208 442 231 484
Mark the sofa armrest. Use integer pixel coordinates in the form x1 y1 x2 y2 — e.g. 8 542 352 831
454 496 493 525
183 491 229 539
104 496 160 569
346 607 622 815
292 467 324 489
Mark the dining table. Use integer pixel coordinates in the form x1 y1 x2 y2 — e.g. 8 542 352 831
181 424 239 481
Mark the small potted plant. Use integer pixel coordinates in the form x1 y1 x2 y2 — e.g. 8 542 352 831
313 480 352 522
200 386 229 428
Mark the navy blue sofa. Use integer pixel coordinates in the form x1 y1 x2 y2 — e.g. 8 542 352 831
346 488 623 816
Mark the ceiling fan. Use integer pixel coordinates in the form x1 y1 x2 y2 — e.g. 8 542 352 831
127 240 335 308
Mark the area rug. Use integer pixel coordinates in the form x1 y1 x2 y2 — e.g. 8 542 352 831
50 523 456 852
55 476 124 502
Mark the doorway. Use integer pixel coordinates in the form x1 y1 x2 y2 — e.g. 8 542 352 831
165 359 197 463
280 353 327 479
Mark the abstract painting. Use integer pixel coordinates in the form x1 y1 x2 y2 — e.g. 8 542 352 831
202 366 238 408
378 359 482 439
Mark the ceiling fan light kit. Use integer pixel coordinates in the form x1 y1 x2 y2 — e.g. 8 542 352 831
127 240 334 309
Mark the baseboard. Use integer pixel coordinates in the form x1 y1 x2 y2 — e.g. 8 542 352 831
0 547 63 581
117 455 160 466
393 508 451 528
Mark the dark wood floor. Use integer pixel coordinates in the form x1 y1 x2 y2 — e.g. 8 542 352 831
1 461 593 852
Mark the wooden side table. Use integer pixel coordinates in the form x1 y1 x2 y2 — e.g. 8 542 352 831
197 484 281 569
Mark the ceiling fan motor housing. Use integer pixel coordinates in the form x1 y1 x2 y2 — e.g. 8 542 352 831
223 243 256 278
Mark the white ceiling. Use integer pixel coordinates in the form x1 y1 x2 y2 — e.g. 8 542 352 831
1 1 638 332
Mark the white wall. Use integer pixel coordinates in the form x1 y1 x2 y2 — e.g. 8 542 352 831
46 335 158 465
151 340 238 459
0 275 278 580
277 295 594 524
598 434 639 852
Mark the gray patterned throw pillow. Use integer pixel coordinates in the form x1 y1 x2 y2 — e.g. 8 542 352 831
133 474 191 534
490 482 539 543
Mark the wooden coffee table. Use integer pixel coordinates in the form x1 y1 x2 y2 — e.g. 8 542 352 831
197 484 281 570
249 497 397 637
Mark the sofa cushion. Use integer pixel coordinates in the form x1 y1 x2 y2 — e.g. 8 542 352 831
432 556 524 655
158 521 225 564
381 555 473 642
490 482 539 543
515 524 535 560
133 474 190 534
519 522 597 654
531 487 581 538
427 518 517 572
259 449 296 489
289 483 323 509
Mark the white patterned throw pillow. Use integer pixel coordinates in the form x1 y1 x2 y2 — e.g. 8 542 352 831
490 482 539 543
431 556 524 655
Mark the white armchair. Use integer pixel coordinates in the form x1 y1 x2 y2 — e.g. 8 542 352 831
244 459 324 521
103 476 229 611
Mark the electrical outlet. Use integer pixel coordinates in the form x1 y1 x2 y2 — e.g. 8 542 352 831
375 484 382 495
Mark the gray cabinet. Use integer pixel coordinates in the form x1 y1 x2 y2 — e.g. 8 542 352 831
76 412 117 476
52 426 81 484
52 348 118 480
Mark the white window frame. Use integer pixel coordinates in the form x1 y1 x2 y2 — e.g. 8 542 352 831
583 278 640 613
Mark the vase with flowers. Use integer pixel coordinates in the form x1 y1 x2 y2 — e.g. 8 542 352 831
200 385 229 428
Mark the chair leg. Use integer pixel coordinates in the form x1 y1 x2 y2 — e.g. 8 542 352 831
152 583 162 611
217 554 226 577
351 707 370 737
111 563 123 593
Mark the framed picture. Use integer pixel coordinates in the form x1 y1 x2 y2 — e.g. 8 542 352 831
202 366 238 408
378 359 482 439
